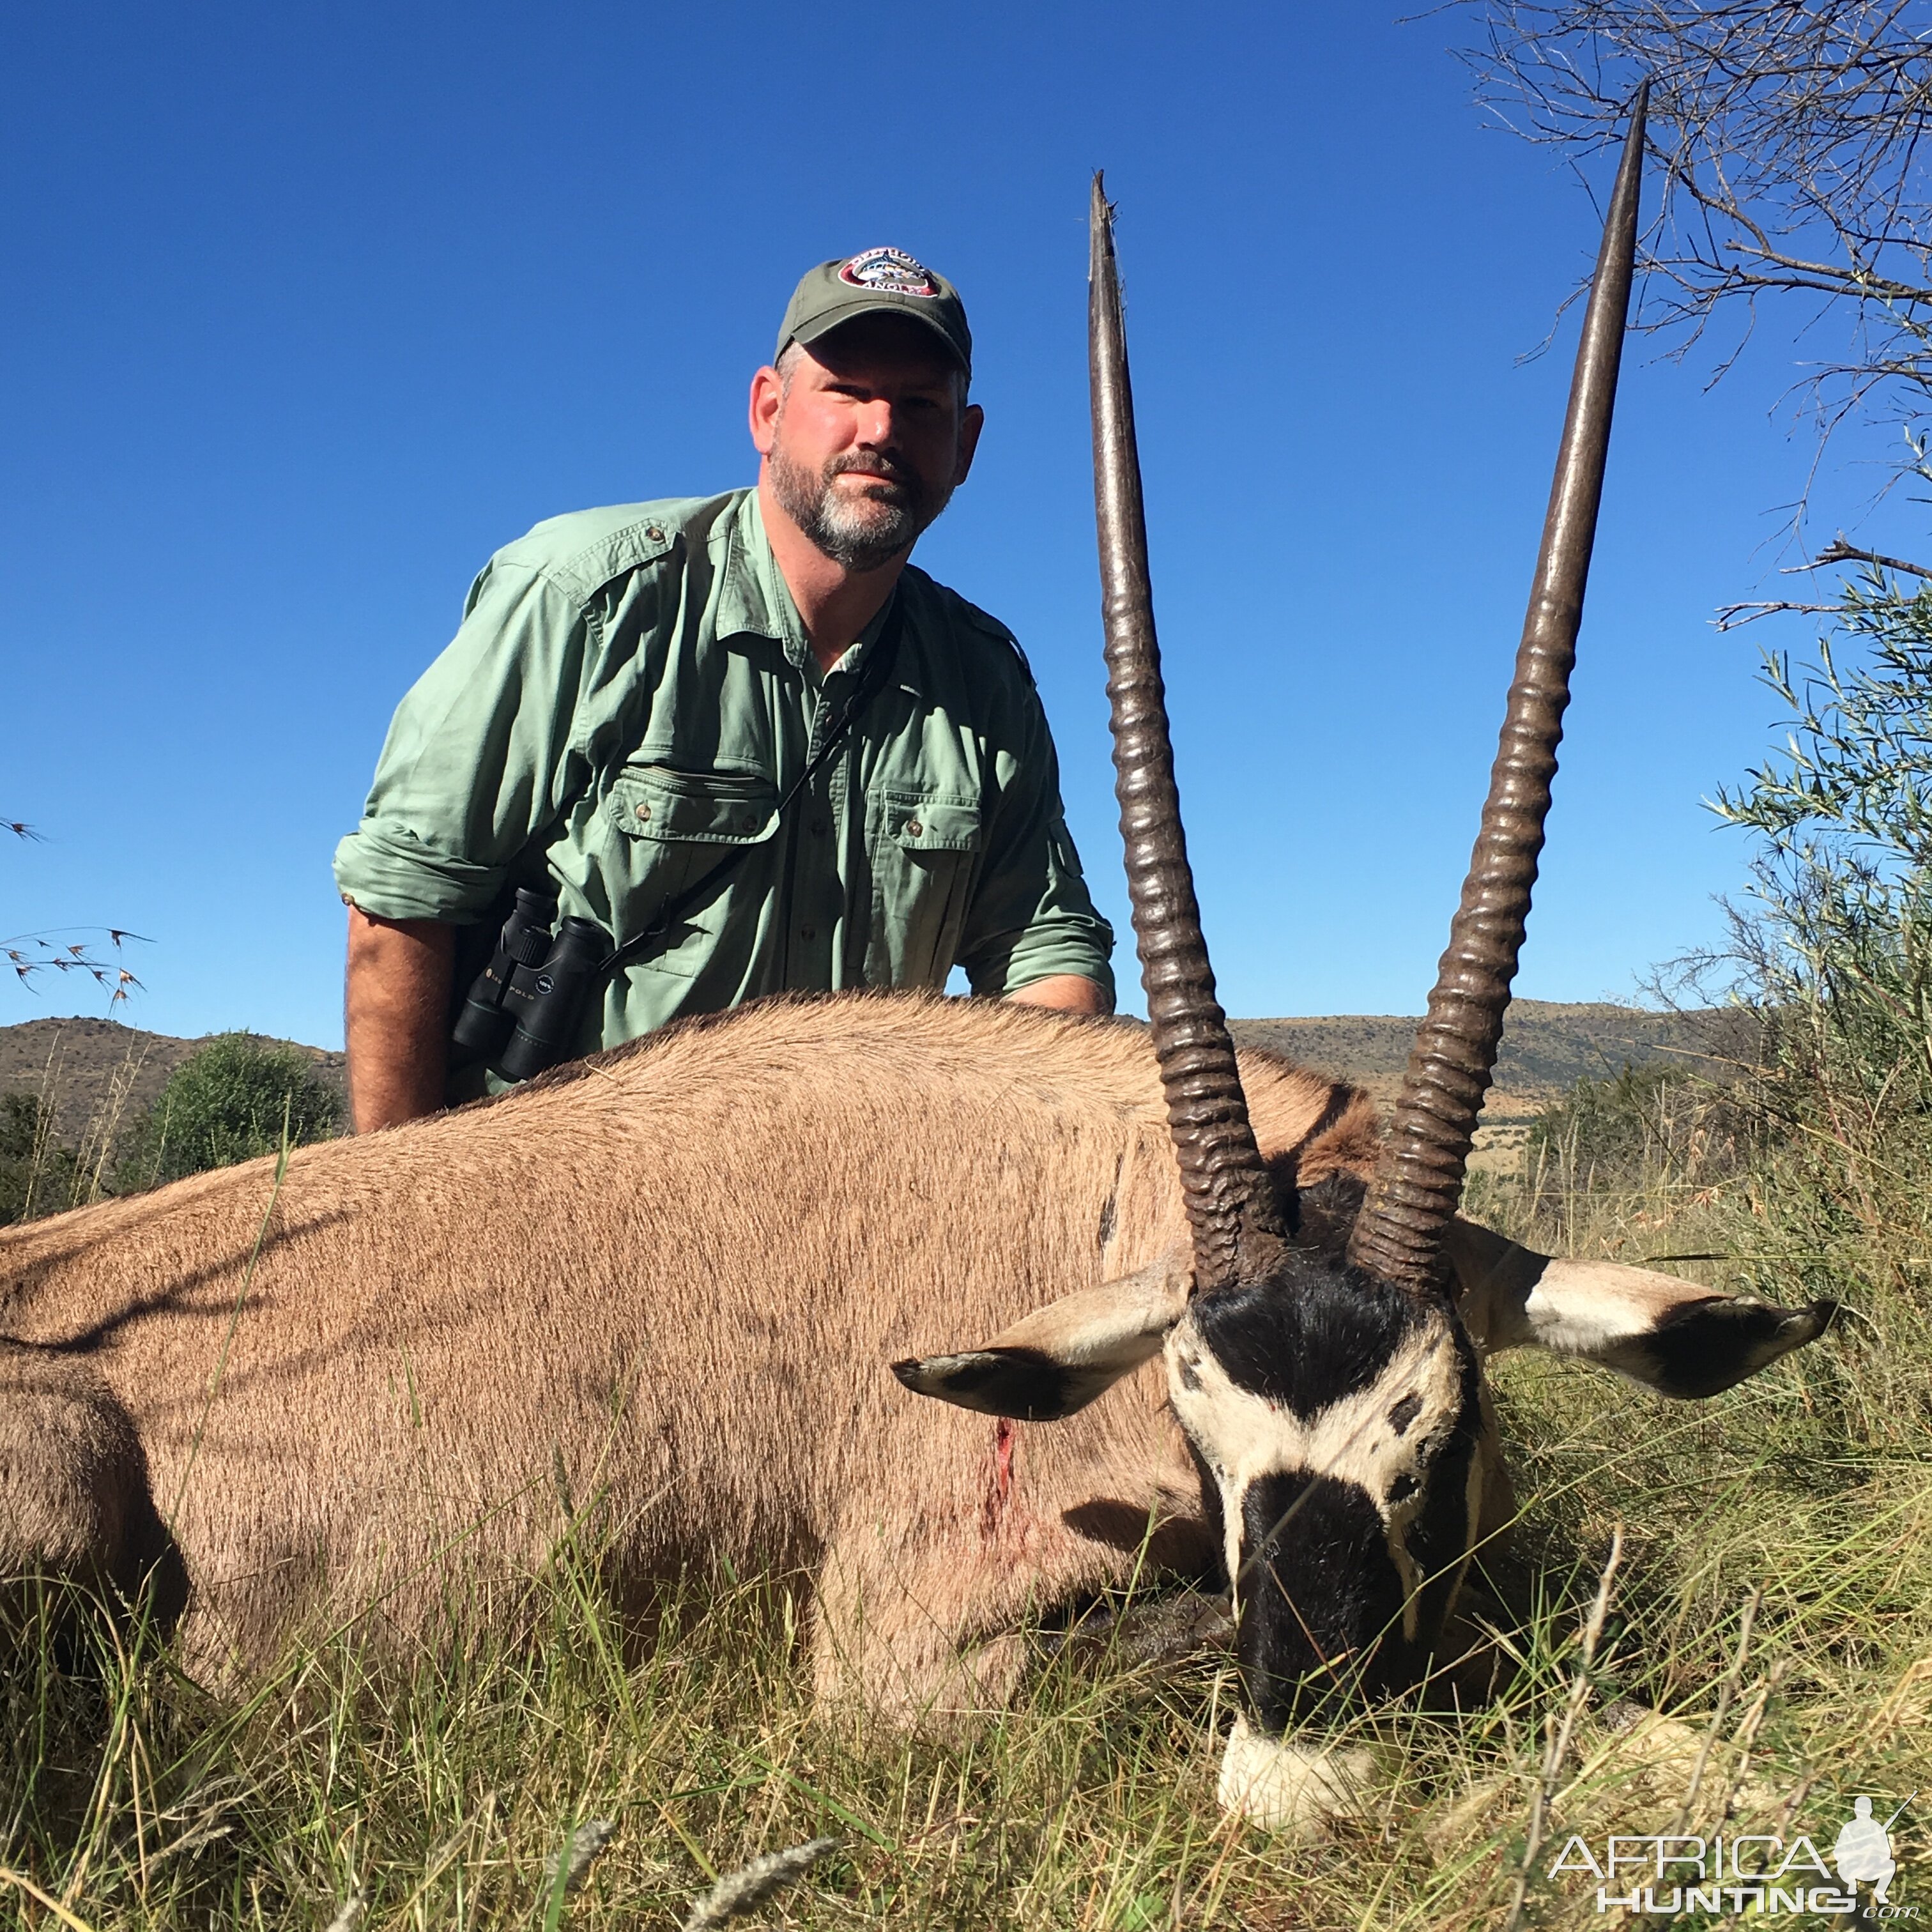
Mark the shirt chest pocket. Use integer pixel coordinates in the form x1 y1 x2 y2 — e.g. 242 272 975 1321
865 787 982 990
604 765 779 976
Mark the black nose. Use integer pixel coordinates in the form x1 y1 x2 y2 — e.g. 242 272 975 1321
1236 1470 1407 1730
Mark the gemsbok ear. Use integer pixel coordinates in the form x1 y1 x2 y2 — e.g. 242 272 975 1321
1443 1217 1837 1397
891 1253 1191 1422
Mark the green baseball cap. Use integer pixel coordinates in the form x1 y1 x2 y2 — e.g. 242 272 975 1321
775 247 972 378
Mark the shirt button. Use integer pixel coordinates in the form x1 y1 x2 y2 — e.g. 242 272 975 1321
801 924 816 940
905 818 923 838
645 525 664 541
811 818 828 837
634 802 652 821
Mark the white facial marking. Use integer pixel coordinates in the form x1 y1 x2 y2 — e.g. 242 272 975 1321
1216 1713 1397 1836
1165 1307 1466 1640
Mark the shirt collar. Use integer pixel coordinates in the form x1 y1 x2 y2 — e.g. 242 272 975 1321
717 487 906 684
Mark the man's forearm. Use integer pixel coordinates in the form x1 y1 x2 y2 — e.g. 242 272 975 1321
344 905 456 1133
1004 974 1109 1016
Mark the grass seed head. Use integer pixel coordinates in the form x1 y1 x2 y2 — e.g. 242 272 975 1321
681 1837 837 1931
542 1817 615 1896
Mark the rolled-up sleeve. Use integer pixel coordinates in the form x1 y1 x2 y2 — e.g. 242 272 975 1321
956 689 1116 1004
333 560 590 923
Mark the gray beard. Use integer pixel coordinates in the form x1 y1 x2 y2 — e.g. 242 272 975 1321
767 443 953 572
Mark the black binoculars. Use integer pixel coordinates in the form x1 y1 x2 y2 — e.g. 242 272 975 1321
451 887 611 1082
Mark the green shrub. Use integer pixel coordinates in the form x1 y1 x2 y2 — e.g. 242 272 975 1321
0 1091 82 1225
117 1033 343 1188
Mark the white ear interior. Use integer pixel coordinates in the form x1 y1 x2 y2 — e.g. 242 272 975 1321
891 1251 1190 1421
979 1251 1191 1366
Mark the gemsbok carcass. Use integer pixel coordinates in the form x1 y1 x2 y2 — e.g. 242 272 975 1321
1 90 1828 1833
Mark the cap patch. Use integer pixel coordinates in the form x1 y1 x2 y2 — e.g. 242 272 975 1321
839 247 939 298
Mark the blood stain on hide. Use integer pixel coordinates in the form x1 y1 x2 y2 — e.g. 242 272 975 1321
980 1416 1017 1542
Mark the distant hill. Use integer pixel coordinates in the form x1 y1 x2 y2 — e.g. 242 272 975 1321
1232 1000 1742 1119
0 1000 1727 1160
0 1016 346 1154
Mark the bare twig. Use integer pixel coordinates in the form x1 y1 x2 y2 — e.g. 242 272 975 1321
1463 3 1932 503
1787 535 1932 578
1715 599 1843 631
1501 1526 1625 1932
1715 1654 1792 1823
1669 1583 1762 1834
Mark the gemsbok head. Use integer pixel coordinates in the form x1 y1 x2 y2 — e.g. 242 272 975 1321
898 92 1668 1815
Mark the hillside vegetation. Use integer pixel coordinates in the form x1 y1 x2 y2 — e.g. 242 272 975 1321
0 1030 342 1222
0 997 1699 1223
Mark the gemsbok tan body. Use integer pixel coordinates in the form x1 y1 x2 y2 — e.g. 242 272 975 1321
1 997 1825 1720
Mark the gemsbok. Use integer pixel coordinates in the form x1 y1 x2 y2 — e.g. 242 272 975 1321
1 89 1830 1831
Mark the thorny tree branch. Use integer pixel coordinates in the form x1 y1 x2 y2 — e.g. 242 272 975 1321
1790 532 1932 574
1717 525 1932 621
1462 3 1932 513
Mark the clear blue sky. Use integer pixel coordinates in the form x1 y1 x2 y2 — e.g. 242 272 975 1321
3 3 1912 1046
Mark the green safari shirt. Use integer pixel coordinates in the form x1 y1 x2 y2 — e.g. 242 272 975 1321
333 488 1115 1066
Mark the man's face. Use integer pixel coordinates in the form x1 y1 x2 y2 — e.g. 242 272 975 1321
752 314 983 572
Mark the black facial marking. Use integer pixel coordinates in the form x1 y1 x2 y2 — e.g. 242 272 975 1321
1393 1351 1485 1660
1236 1471 1407 1729
1188 1248 1430 1422
1174 1351 1202 1392
1177 1237 1491 1735
1625 1294 1837 1399
1096 1189 1117 1250
1186 1438 1227 1585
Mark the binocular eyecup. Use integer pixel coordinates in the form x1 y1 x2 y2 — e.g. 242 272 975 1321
450 887 611 1082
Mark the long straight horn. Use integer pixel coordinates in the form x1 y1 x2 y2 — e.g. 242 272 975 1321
1347 84 1650 1294
1089 173 1290 1295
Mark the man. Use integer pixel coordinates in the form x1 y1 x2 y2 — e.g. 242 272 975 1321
334 246 1115 1132
1834 1797 1899 1905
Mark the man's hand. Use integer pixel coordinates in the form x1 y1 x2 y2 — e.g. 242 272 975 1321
344 904 456 1133
1005 975 1110 1016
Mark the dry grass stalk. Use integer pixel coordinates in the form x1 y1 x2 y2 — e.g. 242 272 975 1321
0 1864 99 1932
682 1837 836 1931
1500 1525 1625 1932
1667 1583 1761 1836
